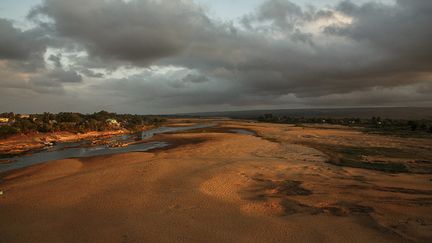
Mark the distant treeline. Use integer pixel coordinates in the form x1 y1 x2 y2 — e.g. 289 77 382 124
257 114 432 135
0 111 165 138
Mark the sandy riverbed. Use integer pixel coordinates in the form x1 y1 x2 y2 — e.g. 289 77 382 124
0 119 431 242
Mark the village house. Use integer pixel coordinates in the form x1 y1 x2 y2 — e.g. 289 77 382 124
18 114 30 119
106 118 120 126
0 117 9 124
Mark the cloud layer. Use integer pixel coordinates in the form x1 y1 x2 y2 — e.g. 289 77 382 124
0 0 431 113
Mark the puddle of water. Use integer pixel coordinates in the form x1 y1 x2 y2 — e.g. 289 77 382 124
0 123 216 173
230 129 256 136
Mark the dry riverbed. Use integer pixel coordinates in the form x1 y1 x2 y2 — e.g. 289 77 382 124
0 119 431 242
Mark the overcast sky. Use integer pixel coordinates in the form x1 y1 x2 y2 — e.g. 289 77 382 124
0 0 431 114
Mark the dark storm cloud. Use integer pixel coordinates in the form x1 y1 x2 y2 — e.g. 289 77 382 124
0 17 54 95
45 69 82 83
29 0 210 65
0 20 81 95
172 0 432 101
80 69 104 78
0 64 82 95
182 73 209 83
48 54 62 68
326 0 432 68
30 0 432 98
1 0 432 112
25 68 82 94
0 18 47 60
88 72 270 112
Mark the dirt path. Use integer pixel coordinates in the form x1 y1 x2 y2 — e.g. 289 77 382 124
0 120 431 242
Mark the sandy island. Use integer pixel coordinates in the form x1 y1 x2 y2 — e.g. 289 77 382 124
1 119 431 242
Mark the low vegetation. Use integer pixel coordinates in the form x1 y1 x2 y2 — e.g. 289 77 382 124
317 145 410 173
258 114 432 137
296 143 432 174
0 111 165 139
255 114 432 173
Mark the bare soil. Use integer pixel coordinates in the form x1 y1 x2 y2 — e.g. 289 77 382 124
1 119 431 242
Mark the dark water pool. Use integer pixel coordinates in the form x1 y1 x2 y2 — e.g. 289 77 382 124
229 129 257 136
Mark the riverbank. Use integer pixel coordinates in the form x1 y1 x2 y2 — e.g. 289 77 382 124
0 121 218 172
0 119 218 157
0 129 132 156
1 119 431 242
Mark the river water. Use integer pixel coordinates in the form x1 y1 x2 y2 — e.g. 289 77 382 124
0 123 216 173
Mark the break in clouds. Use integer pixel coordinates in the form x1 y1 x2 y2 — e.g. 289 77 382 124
0 0 432 113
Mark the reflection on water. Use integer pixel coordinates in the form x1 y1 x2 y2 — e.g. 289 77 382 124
141 123 217 139
0 142 168 173
0 123 216 173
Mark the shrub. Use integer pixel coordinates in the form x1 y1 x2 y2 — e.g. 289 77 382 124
0 126 19 138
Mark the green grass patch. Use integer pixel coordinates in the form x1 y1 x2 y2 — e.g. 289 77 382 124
302 143 414 173
337 158 409 173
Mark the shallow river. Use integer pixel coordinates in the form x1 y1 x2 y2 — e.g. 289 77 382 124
0 123 218 173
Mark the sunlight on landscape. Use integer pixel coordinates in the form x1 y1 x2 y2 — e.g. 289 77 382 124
0 0 431 242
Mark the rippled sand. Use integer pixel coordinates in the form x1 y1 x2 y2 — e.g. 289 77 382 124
1 119 431 242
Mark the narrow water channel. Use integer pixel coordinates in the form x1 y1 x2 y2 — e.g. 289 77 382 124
0 123 216 173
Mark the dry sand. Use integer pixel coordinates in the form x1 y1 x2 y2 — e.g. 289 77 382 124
0 120 431 242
